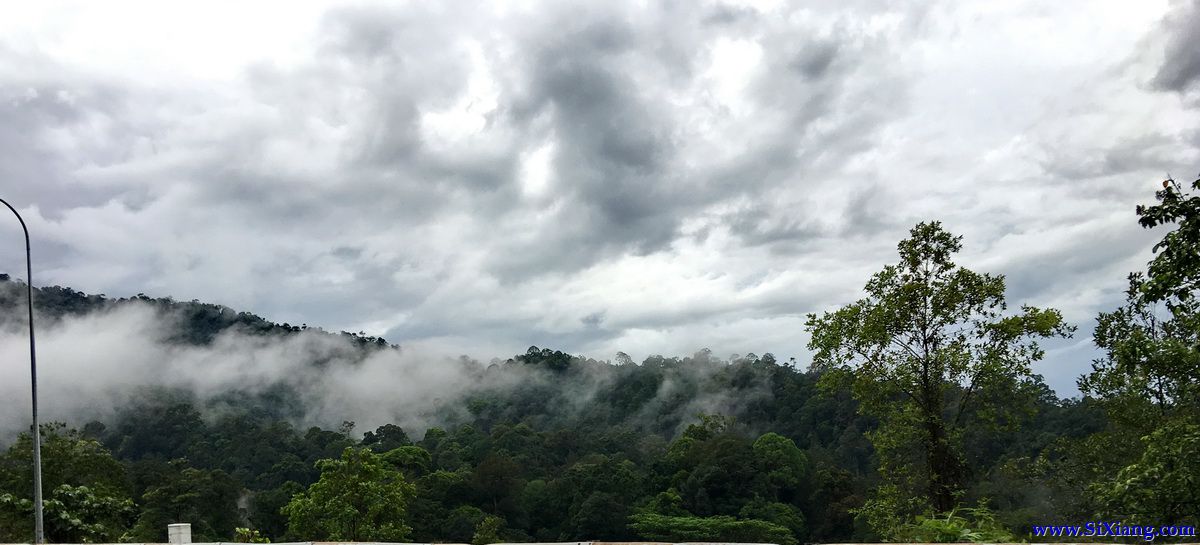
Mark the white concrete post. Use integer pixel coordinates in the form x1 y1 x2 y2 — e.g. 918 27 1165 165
167 523 192 545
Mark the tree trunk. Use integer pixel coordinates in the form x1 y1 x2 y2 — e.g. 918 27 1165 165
925 414 961 512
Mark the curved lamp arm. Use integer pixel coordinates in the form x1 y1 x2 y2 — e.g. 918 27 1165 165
0 198 43 544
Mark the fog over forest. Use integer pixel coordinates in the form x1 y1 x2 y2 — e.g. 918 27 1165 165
1 1 1199 544
0 294 763 439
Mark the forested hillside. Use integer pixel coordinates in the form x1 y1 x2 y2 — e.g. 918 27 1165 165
0 179 1196 543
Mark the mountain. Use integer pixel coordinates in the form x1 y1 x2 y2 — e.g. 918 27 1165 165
0 277 1104 543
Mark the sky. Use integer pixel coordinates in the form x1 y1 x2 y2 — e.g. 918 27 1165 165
0 0 1198 397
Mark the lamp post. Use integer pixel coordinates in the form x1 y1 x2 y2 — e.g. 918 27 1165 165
0 198 43 544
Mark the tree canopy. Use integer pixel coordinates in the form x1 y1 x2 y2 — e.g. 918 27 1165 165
282 447 415 542
806 221 1071 531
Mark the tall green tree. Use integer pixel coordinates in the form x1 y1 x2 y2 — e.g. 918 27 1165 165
1079 175 1200 521
282 447 415 541
806 221 1071 524
751 432 809 504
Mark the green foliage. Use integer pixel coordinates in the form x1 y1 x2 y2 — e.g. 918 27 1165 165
806 221 1072 519
127 461 241 542
671 431 759 516
471 514 504 545
566 491 634 540
248 482 302 540
738 498 806 539
1084 178 1200 428
751 433 809 502
0 423 128 495
0 339 1074 543
282 447 415 541
234 526 271 543
363 424 413 452
442 505 488 542
408 469 475 541
1070 176 1200 523
1083 273 1200 430
643 488 690 516
1136 176 1200 305
0 424 135 543
894 502 1017 543
1091 421 1200 523
382 445 432 478
1 484 135 543
517 345 578 372
628 512 798 545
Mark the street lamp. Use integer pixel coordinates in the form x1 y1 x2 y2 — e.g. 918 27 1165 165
0 198 44 544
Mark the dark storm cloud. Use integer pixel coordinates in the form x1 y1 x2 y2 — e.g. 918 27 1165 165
1039 133 1184 182
490 3 910 274
0 78 128 217
792 40 840 80
1152 0 1200 93
209 4 519 225
489 8 689 276
995 220 1155 306
703 3 759 26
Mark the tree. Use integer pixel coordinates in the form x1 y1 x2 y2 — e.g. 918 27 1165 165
1079 175 1200 521
471 454 522 516
751 432 809 503
6 275 1126 542
234 526 271 543
806 221 1071 521
249 482 303 540
362 424 412 452
108 397 206 461
1091 421 1200 523
554 455 642 539
628 513 797 545
565 492 632 540
893 501 1016 543
0 424 135 543
1 484 135 543
282 447 414 541
738 498 806 540
1083 176 1200 425
1082 274 1198 431
431 505 484 543
471 514 505 545
128 461 242 542
382 446 432 478
1136 176 1200 304
0 423 128 495
670 432 759 517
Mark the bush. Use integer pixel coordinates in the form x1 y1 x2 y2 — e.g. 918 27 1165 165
629 513 797 545
894 503 1017 543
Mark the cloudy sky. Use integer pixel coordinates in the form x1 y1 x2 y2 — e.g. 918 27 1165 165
1 0 1198 396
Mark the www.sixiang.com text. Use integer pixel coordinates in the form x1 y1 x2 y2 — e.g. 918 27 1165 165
1032 522 1197 542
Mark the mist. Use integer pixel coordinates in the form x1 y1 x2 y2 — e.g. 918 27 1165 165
0 298 774 443
0 302 493 440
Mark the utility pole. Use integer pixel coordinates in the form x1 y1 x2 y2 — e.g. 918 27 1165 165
0 198 43 544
